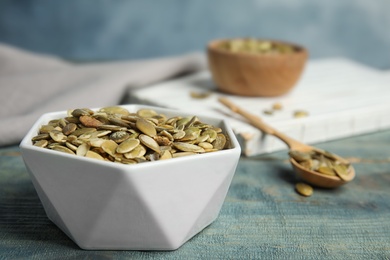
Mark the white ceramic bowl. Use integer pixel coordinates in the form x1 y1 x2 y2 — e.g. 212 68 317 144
20 105 241 250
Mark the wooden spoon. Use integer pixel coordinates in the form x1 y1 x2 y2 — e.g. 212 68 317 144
219 97 355 188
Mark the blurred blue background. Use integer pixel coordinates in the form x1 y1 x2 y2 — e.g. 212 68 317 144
0 0 389 68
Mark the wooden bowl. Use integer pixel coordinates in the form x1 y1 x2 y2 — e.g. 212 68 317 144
207 39 308 97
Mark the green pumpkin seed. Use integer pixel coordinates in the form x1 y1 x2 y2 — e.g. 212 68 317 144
86 150 105 160
32 133 50 141
33 140 48 148
333 164 349 181
110 131 130 143
295 182 313 197
124 144 147 159
39 125 55 134
49 130 66 143
101 140 118 157
71 108 93 117
160 150 172 160
62 123 77 135
116 138 140 154
99 106 130 116
212 133 227 150
136 118 157 137
139 134 160 154
52 145 75 155
173 142 205 153
137 109 158 118
76 143 90 157
172 152 197 158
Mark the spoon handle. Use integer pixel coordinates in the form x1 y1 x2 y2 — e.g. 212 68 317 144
218 97 307 150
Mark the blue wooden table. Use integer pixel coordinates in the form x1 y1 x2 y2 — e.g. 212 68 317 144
1 130 389 259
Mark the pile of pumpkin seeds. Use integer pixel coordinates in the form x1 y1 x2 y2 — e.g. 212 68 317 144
289 150 351 181
31 107 231 164
219 38 295 54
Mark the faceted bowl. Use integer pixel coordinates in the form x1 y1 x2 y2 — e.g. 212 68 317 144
19 104 241 250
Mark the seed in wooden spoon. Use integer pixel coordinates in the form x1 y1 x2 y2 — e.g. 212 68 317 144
295 182 313 197
289 149 351 180
333 164 350 181
289 150 312 162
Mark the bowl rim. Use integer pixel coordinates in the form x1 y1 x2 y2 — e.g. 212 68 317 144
20 104 241 169
207 38 308 58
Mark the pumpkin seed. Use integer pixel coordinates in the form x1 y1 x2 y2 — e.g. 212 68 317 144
333 164 349 181
110 131 130 143
212 133 227 150
137 109 158 118
295 182 313 197
139 134 160 154
172 152 197 158
198 142 213 149
77 143 90 157
72 128 96 137
154 135 172 146
172 130 186 140
136 118 157 137
272 102 283 110
88 138 106 148
51 145 75 155
97 125 127 131
33 140 48 148
86 150 105 160
62 123 77 135
65 142 78 151
101 140 118 157
179 127 201 141
190 91 212 99
289 150 312 162
39 125 55 134
116 138 140 154
32 133 50 141
173 142 205 153
160 150 172 160
318 166 336 176
99 106 130 116
71 108 92 117
79 115 103 128
108 117 131 127
201 129 217 143
49 130 66 143
293 110 309 118
124 144 147 159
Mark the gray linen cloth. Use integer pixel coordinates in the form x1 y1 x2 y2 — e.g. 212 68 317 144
0 44 206 146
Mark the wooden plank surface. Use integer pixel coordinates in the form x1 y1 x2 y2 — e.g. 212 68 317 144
1 130 390 259
127 58 390 156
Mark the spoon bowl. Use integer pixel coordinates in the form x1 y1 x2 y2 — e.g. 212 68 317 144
290 150 355 188
219 97 355 188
